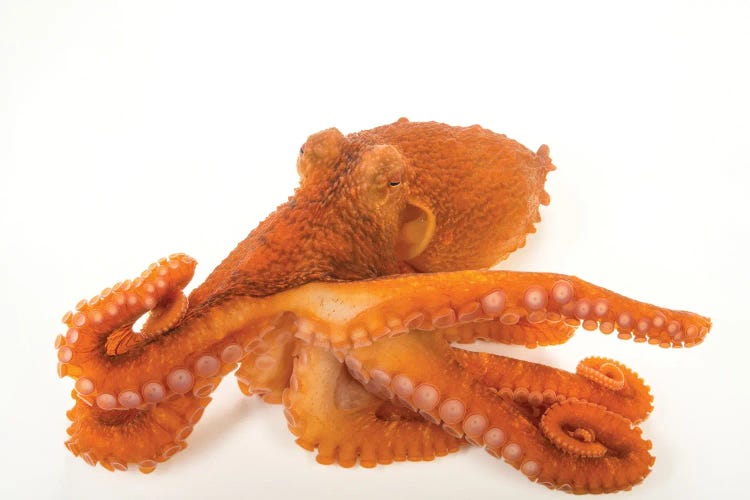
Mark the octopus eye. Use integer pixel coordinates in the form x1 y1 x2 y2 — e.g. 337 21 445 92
389 180 401 187
389 173 402 187
299 145 305 155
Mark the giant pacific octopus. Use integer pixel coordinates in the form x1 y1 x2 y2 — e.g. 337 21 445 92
55 119 711 494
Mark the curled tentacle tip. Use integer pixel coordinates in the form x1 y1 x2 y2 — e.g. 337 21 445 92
541 401 614 458
577 358 626 391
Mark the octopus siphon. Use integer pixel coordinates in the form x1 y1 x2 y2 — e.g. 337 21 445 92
54 118 711 494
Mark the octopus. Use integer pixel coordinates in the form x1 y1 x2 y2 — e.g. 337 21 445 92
55 119 711 494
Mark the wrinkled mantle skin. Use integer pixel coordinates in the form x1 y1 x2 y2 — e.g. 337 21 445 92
56 118 711 494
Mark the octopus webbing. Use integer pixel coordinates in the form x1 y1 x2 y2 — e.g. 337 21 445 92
55 119 711 494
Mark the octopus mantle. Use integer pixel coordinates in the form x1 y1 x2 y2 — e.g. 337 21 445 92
55 119 711 494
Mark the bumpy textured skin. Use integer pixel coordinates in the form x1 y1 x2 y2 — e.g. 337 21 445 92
55 119 711 493
352 119 551 270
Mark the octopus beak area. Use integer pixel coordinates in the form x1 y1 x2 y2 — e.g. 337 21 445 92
394 199 436 262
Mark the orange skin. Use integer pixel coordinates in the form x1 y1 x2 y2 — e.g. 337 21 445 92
55 119 711 493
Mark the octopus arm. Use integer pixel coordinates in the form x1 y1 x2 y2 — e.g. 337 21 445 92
63 390 211 473
452 349 653 424
284 270 711 352
283 344 463 467
234 317 652 423
55 255 283 412
235 314 297 404
346 332 654 494
440 318 576 347
234 326 466 467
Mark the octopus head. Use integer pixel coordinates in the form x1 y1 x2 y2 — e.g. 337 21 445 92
344 119 556 272
294 121 552 276
295 128 435 269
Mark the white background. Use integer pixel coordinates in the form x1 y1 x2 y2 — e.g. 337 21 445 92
1 1 748 499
